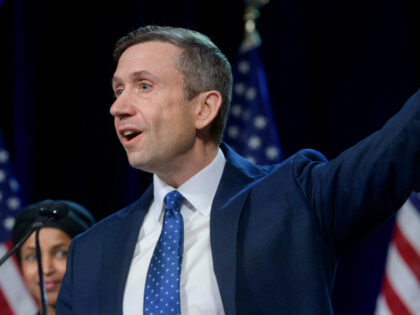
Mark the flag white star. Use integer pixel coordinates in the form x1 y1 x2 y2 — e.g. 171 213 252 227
248 136 262 149
254 115 267 129
0 150 9 163
245 87 257 101
227 126 240 139
3 216 15 231
9 179 19 192
0 170 6 183
231 104 243 117
234 83 246 95
7 197 21 210
265 146 280 160
238 61 250 74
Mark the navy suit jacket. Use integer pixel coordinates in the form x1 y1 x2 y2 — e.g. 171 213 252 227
57 90 420 314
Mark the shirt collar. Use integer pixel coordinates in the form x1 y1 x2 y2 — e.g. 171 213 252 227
153 148 226 217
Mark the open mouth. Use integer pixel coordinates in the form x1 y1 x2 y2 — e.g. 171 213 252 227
122 129 141 141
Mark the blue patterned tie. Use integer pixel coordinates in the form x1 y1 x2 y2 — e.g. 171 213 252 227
144 190 185 315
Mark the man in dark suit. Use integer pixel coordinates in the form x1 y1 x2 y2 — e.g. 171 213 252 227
56 25 420 314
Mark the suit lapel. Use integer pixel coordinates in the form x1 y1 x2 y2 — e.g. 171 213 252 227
99 186 153 315
211 144 266 314
95 144 264 314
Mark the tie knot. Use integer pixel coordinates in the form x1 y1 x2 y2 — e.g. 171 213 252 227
164 190 185 213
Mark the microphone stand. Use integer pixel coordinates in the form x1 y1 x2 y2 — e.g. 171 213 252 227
35 227 48 315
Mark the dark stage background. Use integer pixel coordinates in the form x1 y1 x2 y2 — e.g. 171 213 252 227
1 1 419 314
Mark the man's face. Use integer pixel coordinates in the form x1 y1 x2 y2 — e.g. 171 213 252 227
20 227 71 308
110 41 199 175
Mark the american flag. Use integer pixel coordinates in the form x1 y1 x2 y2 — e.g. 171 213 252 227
375 192 420 315
0 131 37 314
223 31 283 165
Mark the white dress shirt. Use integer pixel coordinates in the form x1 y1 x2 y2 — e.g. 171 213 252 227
123 149 226 315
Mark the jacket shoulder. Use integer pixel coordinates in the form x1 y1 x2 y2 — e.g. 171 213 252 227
71 196 145 243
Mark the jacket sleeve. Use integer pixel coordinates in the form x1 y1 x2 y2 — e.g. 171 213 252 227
293 88 420 255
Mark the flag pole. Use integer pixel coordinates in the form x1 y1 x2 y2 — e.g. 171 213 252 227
223 0 283 164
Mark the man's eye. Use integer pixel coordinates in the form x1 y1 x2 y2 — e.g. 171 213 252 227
140 83 150 91
115 89 123 97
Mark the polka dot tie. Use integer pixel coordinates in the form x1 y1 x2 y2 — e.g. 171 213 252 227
144 190 185 315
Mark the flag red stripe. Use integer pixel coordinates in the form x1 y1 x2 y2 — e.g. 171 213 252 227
4 240 27 280
382 274 411 315
393 223 420 283
0 288 14 315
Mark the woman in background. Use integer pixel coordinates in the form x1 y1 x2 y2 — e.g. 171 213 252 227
12 199 95 315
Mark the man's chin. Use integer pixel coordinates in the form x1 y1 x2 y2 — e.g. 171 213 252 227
127 156 152 173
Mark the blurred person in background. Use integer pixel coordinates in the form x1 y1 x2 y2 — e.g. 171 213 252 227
12 199 95 315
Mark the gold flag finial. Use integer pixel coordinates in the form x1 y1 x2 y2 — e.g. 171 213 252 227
242 0 269 51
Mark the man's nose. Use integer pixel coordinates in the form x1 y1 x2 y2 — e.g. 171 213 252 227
110 91 136 118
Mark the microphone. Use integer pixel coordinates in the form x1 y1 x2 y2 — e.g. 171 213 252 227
36 202 69 224
0 201 69 266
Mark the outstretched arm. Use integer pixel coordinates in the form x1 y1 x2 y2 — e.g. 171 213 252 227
295 89 420 255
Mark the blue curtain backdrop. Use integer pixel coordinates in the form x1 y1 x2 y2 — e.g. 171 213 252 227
1 1 419 314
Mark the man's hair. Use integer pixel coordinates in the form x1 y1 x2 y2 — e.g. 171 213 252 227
114 25 233 144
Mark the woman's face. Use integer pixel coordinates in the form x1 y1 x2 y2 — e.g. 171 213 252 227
20 227 72 308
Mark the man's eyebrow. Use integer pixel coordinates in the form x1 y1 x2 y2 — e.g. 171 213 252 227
111 71 153 87
130 70 153 80
111 76 122 87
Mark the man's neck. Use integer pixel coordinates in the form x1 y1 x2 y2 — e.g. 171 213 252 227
155 143 219 188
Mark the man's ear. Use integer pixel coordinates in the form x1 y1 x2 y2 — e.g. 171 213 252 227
195 90 222 130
